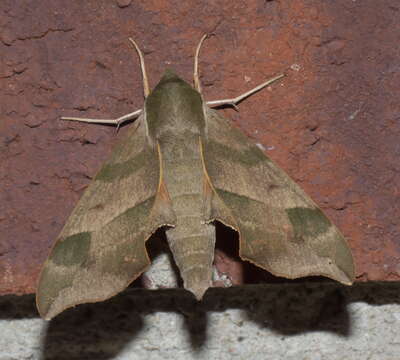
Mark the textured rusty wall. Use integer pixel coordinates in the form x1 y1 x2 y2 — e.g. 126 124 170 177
1 0 399 295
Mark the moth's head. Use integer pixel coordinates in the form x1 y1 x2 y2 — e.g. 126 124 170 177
147 68 196 98
157 68 189 87
161 68 179 80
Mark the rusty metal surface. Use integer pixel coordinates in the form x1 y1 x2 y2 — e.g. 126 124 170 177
1 0 399 295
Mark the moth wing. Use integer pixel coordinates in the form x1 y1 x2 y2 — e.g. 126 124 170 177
202 108 354 284
37 115 175 319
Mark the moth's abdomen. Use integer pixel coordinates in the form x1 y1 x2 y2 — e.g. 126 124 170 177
163 159 215 300
160 134 215 300
166 206 215 300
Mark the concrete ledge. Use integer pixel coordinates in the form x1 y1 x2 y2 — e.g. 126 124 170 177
1 282 399 359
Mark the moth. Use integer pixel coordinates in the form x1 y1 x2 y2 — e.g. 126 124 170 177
36 35 355 320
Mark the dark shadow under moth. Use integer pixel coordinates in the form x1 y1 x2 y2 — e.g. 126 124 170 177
36 35 355 320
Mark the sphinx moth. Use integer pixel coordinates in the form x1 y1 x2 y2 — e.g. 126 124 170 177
36 35 354 320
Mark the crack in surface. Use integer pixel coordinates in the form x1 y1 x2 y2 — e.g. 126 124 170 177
3 27 75 46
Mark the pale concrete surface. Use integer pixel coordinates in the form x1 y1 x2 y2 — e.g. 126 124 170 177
1 283 399 360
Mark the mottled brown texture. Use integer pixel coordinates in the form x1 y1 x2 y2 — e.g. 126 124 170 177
1 0 399 295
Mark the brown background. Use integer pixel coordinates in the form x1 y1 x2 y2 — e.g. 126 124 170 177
1 0 399 295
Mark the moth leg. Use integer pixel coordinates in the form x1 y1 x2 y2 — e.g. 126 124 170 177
206 73 285 109
194 34 208 93
61 108 142 127
129 38 150 98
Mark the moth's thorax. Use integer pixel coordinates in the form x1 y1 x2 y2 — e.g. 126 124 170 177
144 70 206 140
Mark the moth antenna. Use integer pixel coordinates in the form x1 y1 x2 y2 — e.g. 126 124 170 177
194 34 208 93
60 109 142 127
129 38 150 98
206 74 285 109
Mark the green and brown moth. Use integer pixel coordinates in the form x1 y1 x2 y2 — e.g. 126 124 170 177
36 35 354 320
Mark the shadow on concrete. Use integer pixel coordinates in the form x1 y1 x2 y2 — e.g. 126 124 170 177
1 281 400 359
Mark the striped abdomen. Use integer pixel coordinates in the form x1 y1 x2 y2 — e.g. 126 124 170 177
161 134 215 299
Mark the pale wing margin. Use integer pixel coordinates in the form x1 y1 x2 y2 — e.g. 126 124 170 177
202 108 355 284
37 115 175 320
